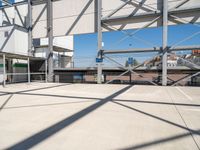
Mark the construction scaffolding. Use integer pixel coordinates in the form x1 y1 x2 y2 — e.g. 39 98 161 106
0 0 200 86
96 0 200 85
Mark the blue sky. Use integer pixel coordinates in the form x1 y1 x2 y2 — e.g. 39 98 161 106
0 0 15 6
74 24 200 67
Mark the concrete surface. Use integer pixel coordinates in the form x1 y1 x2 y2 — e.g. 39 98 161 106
0 83 199 150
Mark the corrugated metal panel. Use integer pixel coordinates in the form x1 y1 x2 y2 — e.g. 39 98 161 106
1 0 200 38
32 0 200 38
32 3 47 38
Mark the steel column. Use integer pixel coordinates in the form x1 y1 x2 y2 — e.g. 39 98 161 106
28 0 32 56
27 57 30 84
45 59 48 83
3 54 6 87
47 0 54 82
162 0 168 86
97 0 102 84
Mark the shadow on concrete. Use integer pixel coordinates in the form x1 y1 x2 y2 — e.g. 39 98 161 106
17 92 99 101
118 129 200 150
112 101 200 135
113 99 200 107
0 83 72 97
6 85 132 150
3 100 95 110
112 101 200 149
0 94 13 112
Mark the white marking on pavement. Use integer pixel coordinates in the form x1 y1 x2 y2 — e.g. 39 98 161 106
176 87 193 101
183 108 200 112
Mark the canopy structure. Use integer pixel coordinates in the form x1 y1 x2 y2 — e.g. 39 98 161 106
0 0 200 85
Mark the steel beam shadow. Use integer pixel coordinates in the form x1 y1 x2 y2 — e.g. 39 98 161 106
6 85 132 150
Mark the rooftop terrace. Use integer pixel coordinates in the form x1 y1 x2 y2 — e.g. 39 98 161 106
0 83 199 150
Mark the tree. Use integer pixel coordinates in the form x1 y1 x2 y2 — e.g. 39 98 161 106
132 59 139 66
125 58 139 67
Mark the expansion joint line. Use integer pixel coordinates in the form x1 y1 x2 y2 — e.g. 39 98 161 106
166 88 200 150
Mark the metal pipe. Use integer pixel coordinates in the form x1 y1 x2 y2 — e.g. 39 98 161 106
162 0 168 86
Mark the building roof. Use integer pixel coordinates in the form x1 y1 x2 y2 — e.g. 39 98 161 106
0 51 45 60
34 45 74 53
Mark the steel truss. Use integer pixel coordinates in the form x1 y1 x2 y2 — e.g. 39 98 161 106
1 0 200 85
0 0 53 82
97 0 200 86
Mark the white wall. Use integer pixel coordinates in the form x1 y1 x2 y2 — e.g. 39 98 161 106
32 0 200 38
1 0 200 38
14 27 28 55
34 47 48 58
0 26 15 53
40 36 74 50
39 35 74 58
0 3 27 27
0 26 28 55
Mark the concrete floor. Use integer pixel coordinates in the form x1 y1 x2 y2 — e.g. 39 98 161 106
0 83 199 150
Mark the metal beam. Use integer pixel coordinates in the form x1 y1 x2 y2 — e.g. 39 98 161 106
28 0 32 56
172 71 200 86
102 45 200 54
169 45 200 51
45 59 48 83
27 57 30 84
110 16 160 46
102 21 157 47
0 0 62 9
47 0 54 82
169 0 189 10
104 55 158 85
103 47 160 54
102 0 132 20
1 0 12 6
102 6 200 23
3 54 6 87
97 0 102 84
106 70 129 84
162 0 168 86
